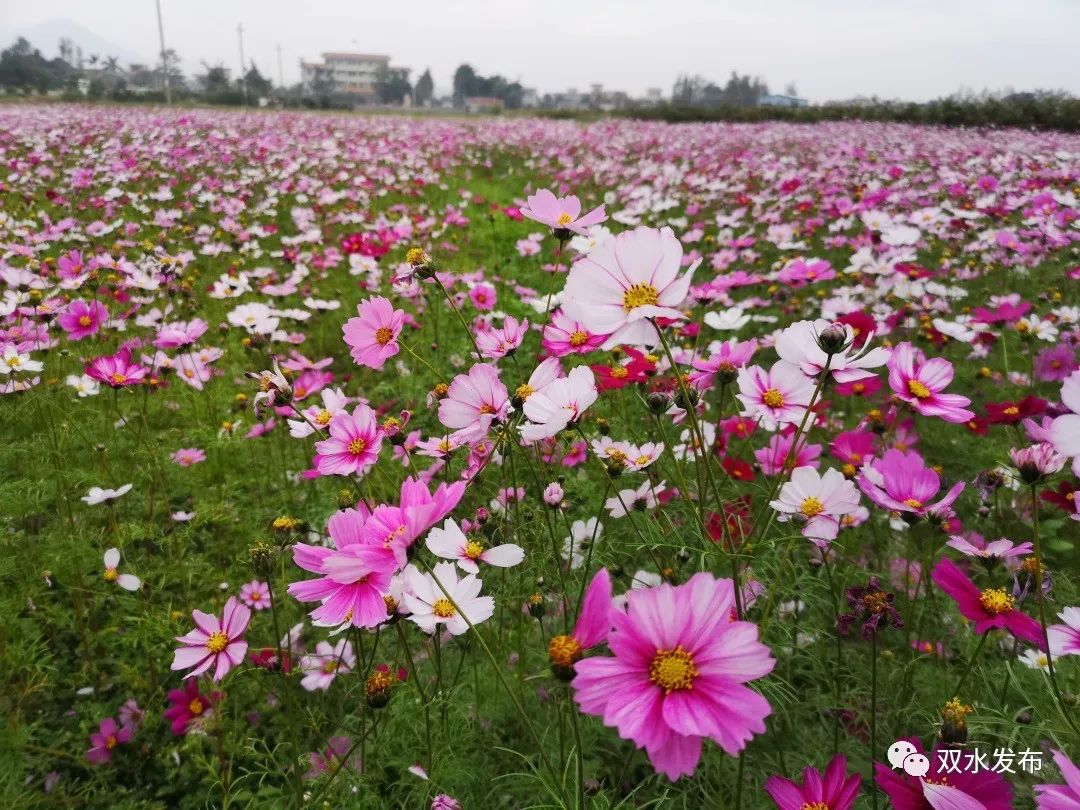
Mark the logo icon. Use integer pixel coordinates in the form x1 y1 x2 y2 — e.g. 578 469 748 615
887 740 930 777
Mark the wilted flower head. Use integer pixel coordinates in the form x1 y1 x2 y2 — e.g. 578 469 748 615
837 577 903 639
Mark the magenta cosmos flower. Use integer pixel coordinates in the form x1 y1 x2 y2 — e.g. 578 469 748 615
288 507 399 628
342 295 404 371
86 716 133 764
58 299 108 341
562 226 698 350
764 753 860 810
932 558 1045 649
547 568 615 678
887 342 974 423
690 338 758 390
85 347 149 389
541 309 607 357
171 596 252 681
572 571 775 781
438 363 509 431
314 404 383 476
170 447 206 467
520 188 607 235
875 738 1012 809
163 678 218 735
1036 749 1080 808
856 449 964 520
736 361 815 430
1048 606 1080 658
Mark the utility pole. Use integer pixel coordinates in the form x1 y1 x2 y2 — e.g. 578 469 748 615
276 44 284 90
155 0 171 104
237 23 248 105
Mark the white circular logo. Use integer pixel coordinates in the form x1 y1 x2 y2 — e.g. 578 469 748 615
887 740 917 769
902 752 930 778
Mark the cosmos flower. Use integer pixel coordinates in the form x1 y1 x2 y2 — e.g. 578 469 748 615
343 295 404 370
102 548 141 591
764 753 860 810
170 447 206 466
85 348 148 389
541 309 608 356
300 640 355 691
85 717 133 764
572 572 775 780
520 188 607 235
314 404 383 476
238 580 271 611
932 558 1045 649
1047 607 1080 658
58 299 108 340
562 226 698 349
774 319 889 383
887 342 975 423
82 484 133 505
438 363 509 432
403 561 495 636
1036 749 1080 808
163 678 217 736
426 518 524 574
837 577 903 639
689 338 758 390
547 568 615 678
736 362 815 430
856 450 964 521
171 596 252 681
520 365 598 443
875 737 1012 810
475 315 528 360
770 467 862 543
945 533 1032 563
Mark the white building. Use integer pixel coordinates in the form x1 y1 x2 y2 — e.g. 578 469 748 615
300 52 390 100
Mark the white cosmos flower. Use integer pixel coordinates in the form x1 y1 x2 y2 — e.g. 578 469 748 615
704 305 751 331
403 562 494 636
102 548 141 591
81 484 133 505
425 518 524 574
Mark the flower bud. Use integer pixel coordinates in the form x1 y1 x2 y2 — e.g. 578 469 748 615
248 541 276 577
673 387 699 410
816 322 850 355
526 593 546 619
646 391 672 414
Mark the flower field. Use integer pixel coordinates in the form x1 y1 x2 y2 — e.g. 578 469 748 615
2 103 1079 808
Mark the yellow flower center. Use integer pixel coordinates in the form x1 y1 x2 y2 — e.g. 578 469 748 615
842 463 857 477
636 454 651 466
800 496 825 518
406 247 427 265
649 645 698 694
863 592 890 614
206 630 229 653
622 283 660 312
606 448 629 464
384 595 398 614
979 588 1014 615
7 356 20 368
515 383 534 400
347 438 367 455
908 379 931 399
104 568 118 582
189 698 204 715
556 212 573 226
375 326 393 345
802 804 830 810
610 366 628 379
903 498 923 509
432 598 456 619
548 634 583 668
464 540 484 560
479 403 496 415
1002 406 1019 416
110 372 126 384
315 409 332 426
437 439 453 453
78 315 92 327
569 330 589 347
762 388 785 408
322 660 340 674
105 735 118 750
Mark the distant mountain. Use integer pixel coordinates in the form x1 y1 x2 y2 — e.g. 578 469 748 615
10 19 151 70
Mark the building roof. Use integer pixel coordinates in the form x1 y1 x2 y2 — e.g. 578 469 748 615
321 52 389 61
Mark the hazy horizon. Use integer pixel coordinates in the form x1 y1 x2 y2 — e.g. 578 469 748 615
5 0 1079 102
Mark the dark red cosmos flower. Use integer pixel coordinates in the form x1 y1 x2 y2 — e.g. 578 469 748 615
964 415 989 436
249 647 294 673
590 348 656 391
721 456 755 482
931 559 1045 649
1041 479 1078 514
707 497 752 550
984 395 1048 425
835 311 876 348
837 577 903 639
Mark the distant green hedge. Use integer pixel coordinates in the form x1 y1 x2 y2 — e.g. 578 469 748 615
538 96 1080 132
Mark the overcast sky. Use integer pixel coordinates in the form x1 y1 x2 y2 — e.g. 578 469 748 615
5 0 1079 101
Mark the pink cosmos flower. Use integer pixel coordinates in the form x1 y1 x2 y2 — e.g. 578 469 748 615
343 295 404 370
468 283 497 311
475 315 528 360
887 342 975 423
171 596 251 681
541 309 607 357
945 533 1032 563
755 433 821 476
86 717 133 764
546 569 615 675
154 318 208 349
856 450 965 520
163 678 217 735
314 404 383 476
57 249 87 282
300 640 355 691
521 365 598 443
426 518 524 573
770 467 862 543
572 572 775 780
774 319 889 383
830 429 876 476
932 558 1045 649
85 348 149 389
288 507 399 628
689 338 758 390
1034 345 1078 382
1036 749 1080 808
1047 607 1080 658
764 753 860 810
876 738 1012 809
58 299 108 340
1010 443 1067 482
736 362 815 430
171 447 206 467
775 258 835 287
521 188 607 235
1048 371 1080 475
438 363 509 431
562 226 698 349
239 580 271 611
